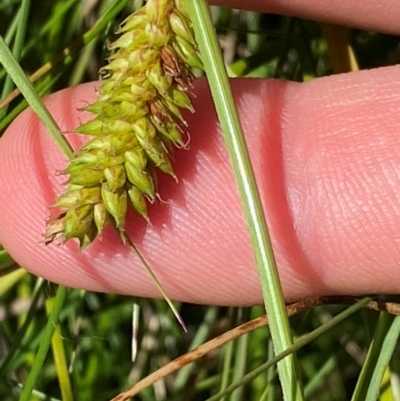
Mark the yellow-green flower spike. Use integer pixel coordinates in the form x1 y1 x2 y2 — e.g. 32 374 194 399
104 165 127 191
128 186 149 220
45 0 202 247
79 224 98 251
101 185 127 231
63 206 94 240
93 203 108 236
125 162 155 199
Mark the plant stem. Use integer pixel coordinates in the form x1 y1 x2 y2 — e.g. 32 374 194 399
186 1 304 399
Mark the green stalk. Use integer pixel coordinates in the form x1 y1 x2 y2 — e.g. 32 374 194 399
45 298 74 401
0 0 131 107
0 35 73 158
0 278 45 376
0 70 62 132
352 313 400 401
186 1 304 400
0 37 73 393
0 0 31 119
230 331 249 401
220 339 234 401
175 306 219 390
206 297 371 401
19 285 69 401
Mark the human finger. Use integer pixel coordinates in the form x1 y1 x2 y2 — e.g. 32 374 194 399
1 66 400 304
211 0 400 35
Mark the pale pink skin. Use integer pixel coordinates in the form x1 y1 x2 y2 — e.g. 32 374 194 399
1 0 400 305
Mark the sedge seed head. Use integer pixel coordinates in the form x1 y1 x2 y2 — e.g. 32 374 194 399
45 0 202 247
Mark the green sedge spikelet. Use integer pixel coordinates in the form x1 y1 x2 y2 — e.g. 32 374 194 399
45 0 202 249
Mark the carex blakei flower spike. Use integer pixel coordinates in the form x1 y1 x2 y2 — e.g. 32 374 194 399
45 0 202 249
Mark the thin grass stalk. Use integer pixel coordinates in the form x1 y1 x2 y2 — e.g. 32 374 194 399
7 379 62 401
0 269 25 295
266 338 277 401
68 0 124 86
246 12 262 54
3 8 19 46
19 285 68 401
45 298 74 401
379 367 394 400
0 35 73 157
0 278 45 376
220 338 234 400
0 70 63 132
351 313 400 401
304 356 336 397
174 306 219 390
205 297 371 401
131 303 140 362
259 385 270 401
16 274 31 328
0 0 102 126
321 23 359 74
68 40 97 86
0 0 30 120
0 247 15 272
229 330 248 401
185 1 304 400
0 0 77 82
0 0 132 108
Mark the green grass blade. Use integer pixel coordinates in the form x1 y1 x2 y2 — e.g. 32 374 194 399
175 306 219 390
0 268 26 295
19 285 68 401
131 302 140 361
220 337 234 400
230 330 249 401
3 8 19 46
266 339 277 401
0 70 63 132
352 312 400 401
0 0 131 109
304 355 336 397
0 0 30 120
45 297 74 401
82 0 132 49
0 0 77 82
0 247 15 270
206 297 371 401
0 35 73 158
5 379 62 401
186 1 304 400
0 278 45 377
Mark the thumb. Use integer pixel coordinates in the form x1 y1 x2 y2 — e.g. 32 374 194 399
1 68 400 305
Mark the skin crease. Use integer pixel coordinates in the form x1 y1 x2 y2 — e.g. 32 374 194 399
1 1 400 305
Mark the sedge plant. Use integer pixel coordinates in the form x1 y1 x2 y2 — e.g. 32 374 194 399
44 0 203 249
